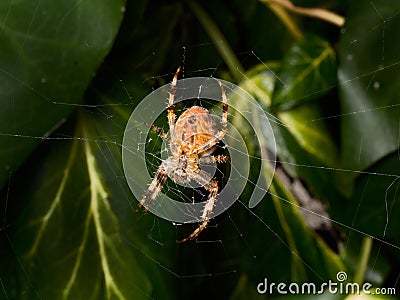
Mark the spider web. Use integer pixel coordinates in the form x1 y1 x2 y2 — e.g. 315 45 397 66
1 1 400 299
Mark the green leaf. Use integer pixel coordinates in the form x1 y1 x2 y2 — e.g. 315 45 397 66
223 65 344 289
3 73 177 299
340 153 400 246
0 0 125 188
277 105 338 168
338 0 400 171
272 35 336 109
264 35 341 197
241 63 340 198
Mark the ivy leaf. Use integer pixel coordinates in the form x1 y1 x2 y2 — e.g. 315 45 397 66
338 0 400 171
260 35 340 198
3 73 178 299
231 62 341 197
277 105 338 169
272 35 336 110
0 0 125 188
223 66 344 289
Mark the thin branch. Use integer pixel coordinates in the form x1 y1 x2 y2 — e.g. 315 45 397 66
261 0 345 27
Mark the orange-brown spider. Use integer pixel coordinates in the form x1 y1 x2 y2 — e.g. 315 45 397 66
138 67 229 243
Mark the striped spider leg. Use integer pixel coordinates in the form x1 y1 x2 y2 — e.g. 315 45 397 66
139 67 229 242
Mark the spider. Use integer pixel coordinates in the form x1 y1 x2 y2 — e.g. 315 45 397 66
138 67 229 243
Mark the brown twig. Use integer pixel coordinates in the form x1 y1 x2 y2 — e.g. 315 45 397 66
261 0 345 27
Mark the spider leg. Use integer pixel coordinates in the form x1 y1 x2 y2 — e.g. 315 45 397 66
136 165 168 212
179 176 219 243
144 122 169 140
167 67 180 144
189 80 228 155
199 154 229 164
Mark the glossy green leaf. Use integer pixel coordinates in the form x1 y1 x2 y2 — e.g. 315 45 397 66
265 35 341 197
224 65 344 290
0 0 125 188
277 105 338 168
240 64 340 198
340 153 400 246
273 35 336 109
3 73 177 299
338 0 400 171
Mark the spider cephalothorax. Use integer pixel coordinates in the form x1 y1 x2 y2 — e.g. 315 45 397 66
138 67 229 243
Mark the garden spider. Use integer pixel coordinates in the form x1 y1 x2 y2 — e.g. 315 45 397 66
138 67 229 243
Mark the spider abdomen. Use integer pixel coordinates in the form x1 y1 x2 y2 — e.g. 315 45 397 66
174 106 218 155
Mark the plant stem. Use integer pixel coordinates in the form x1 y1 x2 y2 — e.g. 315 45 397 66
188 0 245 82
354 236 373 284
261 0 345 27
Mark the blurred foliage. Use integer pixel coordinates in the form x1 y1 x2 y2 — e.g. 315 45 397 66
0 0 399 299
